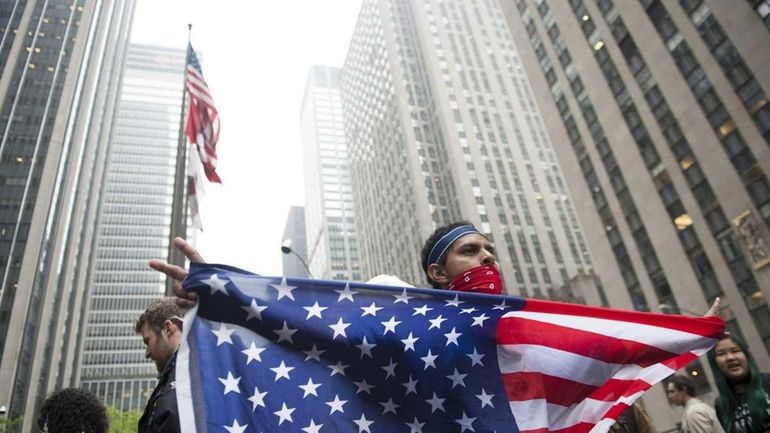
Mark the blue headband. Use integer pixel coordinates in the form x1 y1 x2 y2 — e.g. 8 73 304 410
428 224 482 266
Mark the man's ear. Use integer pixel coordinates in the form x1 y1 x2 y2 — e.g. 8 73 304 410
163 319 176 336
427 263 450 286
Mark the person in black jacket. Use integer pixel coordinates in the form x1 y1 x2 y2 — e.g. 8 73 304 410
707 333 770 433
135 297 188 433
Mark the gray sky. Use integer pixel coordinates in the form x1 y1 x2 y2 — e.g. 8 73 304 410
130 1 361 274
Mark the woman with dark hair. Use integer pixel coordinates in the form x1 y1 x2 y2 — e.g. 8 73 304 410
706 333 770 433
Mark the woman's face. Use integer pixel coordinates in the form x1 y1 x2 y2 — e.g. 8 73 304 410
714 338 750 383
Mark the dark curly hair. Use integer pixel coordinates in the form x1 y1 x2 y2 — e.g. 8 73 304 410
420 221 472 288
38 388 108 433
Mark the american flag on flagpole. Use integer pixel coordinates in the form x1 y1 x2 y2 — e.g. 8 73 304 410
176 263 724 433
184 44 220 229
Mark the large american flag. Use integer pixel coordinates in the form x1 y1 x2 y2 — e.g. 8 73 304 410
176 263 723 433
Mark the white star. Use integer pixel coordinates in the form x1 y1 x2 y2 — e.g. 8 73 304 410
303 301 327 320
329 317 351 339
353 379 374 395
247 386 267 410
241 342 265 365
271 278 296 301
361 302 383 317
381 316 401 335
492 299 510 310
211 324 234 346
420 349 438 370
428 315 447 330
353 414 374 433
326 394 347 414
273 321 298 344
467 348 485 366
204 274 228 296
406 417 425 433
412 305 433 316
402 375 418 395
242 298 267 321
476 388 495 408
302 419 323 433
400 332 419 352
456 412 476 432
273 403 295 425
393 288 413 304
446 368 467 388
270 361 294 381
335 282 357 302
460 307 478 314
471 313 490 327
303 344 325 362
444 327 462 346
328 361 349 377
445 294 464 307
224 419 247 433
380 397 401 414
425 392 445 413
218 371 241 395
381 358 397 379
356 336 377 359
299 378 322 398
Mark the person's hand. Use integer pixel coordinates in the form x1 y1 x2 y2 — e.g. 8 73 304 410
704 297 720 318
149 237 204 308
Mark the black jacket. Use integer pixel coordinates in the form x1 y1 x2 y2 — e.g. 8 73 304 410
139 352 180 433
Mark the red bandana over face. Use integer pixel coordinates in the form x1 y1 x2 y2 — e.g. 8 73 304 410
446 265 502 295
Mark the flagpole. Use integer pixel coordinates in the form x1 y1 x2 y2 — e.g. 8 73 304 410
166 24 193 295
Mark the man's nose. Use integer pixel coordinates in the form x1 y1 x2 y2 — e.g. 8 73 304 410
481 249 496 265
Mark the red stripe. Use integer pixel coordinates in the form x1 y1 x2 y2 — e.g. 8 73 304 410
522 298 724 338
502 371 651 406
498 317 676 367
520 422 596 433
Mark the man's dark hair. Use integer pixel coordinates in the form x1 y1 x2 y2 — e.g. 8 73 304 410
135 297 187 334
668 374 696 397
38 388 108 433
420 221 472 289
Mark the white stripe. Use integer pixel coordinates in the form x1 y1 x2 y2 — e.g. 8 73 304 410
502 311 715 353
176 303 200 433
498 344 642 386
510 391 646 432
188 86 217 108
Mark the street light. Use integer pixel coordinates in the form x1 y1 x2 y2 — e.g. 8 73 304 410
281 239 312 278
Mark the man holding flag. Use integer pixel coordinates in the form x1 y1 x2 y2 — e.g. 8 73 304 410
149 221 721 433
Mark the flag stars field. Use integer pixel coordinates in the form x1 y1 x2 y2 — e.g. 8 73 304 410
270 277 296 300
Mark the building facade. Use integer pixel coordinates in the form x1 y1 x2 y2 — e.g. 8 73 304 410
282 205 310 278
498 0 770 428
77 44 186 411
0 0 136 427
340 0 606 308
301 66 362 281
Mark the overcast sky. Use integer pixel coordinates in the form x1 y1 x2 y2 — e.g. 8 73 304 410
130 1 361 274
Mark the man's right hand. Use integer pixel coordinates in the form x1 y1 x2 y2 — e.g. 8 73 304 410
149 237 204 308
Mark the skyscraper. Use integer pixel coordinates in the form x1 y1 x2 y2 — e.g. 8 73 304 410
301 66 361 281
77 44 186 411
498 0 769 359
0 0 136 425
282 205 310 278
340 0 606 308
497 0 769 426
